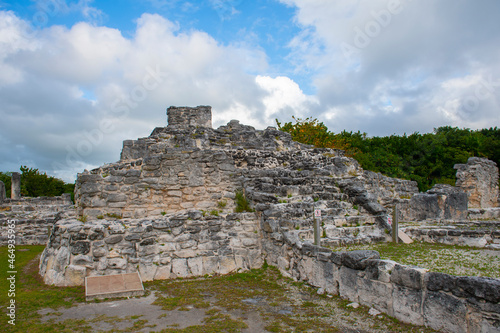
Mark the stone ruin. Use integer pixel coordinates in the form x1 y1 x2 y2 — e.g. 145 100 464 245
455 157 500 209
1 105 498 332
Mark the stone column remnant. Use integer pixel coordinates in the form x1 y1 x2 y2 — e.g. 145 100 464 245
0 180 5 202
11 172 21 200
454 157 499 208
167 106 212 128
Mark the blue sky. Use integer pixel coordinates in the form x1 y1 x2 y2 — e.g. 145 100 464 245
0 0 499 182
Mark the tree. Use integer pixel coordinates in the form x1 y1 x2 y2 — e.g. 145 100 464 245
0 166 74 200
277 117 500 192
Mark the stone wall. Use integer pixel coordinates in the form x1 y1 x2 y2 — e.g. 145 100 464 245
261 225 500 333
39 211 262 286
399 184 468 222
403 222 500 249
455 157 499 208
166 105 212 128
0 194 74 246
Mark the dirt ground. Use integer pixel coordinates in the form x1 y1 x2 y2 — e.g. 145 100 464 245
37 267 437 333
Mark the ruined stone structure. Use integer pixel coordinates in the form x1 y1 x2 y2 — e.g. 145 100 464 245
0 180 5 202
11 172 21 199
36 106 500 332
0 194 74 246
455 157 499 209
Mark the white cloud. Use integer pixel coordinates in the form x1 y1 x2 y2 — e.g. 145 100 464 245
256 75 319 122
0 11 269 181
280 0 500 135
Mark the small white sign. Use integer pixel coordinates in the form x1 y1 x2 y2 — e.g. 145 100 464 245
387 215 392 225
314 209 321 217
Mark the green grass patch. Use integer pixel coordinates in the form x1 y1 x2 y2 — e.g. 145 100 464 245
331 242 500 278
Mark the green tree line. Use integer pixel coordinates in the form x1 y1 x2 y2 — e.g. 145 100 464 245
277 118 500 192
0 166 74 199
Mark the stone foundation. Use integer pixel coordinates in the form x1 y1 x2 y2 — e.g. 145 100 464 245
39 211 262 286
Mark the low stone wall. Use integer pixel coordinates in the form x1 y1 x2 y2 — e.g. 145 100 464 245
262 226 500 333
39 211 262 286
1 193 73 213
0 218 56 246
403 222 500 249
0 194 74 246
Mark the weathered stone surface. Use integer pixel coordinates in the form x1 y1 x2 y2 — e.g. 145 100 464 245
391 264 426 290
0 180 5 202
72 254 93 266
341 250 380 270
455 157 499 208
454 276 500 303
104 235 123 244
392 285 423 325
423 291 467 333
64 265 87 286
70 241 90 255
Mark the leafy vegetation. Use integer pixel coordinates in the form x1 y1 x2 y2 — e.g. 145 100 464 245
277 118 500 191
0 166 74 199
234 190 254 213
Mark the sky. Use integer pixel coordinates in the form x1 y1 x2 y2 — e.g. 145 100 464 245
0 0 499 182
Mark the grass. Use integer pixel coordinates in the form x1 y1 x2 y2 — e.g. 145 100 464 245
1 246 440 332
330 242 500 278
0 245 86 332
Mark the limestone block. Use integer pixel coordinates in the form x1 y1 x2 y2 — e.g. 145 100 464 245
365 259 397 283
93 247 107 258
175 249 196 258
172 258 189 277
154 264 172 280
202 256 219 275
298 257 314 282
187 257 203 276
219 256 237 275
339 266 359 302
423 291 467 333
108 258 127 270
341 250 380 270
64 265 87 286
392 285 423 325
139 262 158 281
53 247 70 271
246 249 263 269
72 254 93 266
391 264 427 289
104 235 123 244
357 278 392 314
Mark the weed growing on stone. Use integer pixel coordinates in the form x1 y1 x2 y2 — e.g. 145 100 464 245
234 190 254 213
